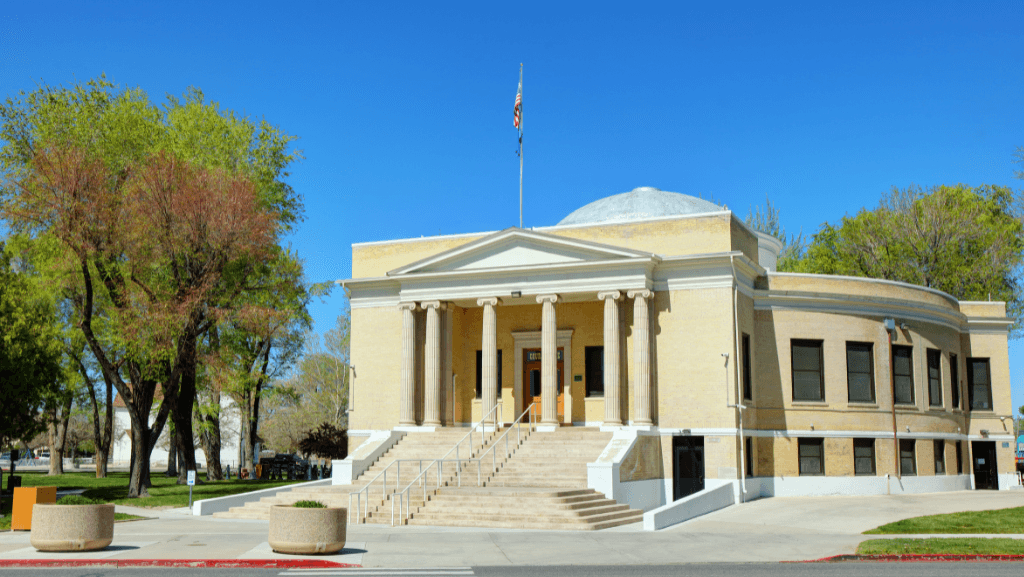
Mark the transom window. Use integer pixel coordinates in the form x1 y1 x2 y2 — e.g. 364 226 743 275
892 346 915 405
927 349 942 407
798 438 824 476
846 342 874 403
967 358 993 411
791 340 824 402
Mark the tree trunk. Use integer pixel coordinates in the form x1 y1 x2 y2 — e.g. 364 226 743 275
128 423 153 498
172 331 200 484
166 434 177 477
97 379 112 478
46 396 72 476
200 388 224 481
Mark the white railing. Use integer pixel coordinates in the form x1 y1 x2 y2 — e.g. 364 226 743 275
347 401 503 522
391 403 537 526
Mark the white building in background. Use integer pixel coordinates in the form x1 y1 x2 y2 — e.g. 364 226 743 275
110 393 242 470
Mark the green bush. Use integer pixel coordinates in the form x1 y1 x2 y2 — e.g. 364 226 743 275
293 500 326 508
57 494 105 505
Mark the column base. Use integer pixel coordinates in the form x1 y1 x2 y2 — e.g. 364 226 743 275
536 424 559 432
394 425 438 433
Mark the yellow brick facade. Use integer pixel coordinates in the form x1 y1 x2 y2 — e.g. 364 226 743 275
343 206 1017 495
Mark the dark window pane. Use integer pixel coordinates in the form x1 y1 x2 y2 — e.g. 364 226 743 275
934 440 945 474
792 344 821 371
475 350 482 398
950 354 960 409
585 346 604 397
967 358 992 411
846 343 874 403
854 439 875 476
848 374 873 403
798 439 823 476
900 440 916 475
794 372 823 401
847 348 871 374
927 349 942 407
742 334 752 401
894 376 914 404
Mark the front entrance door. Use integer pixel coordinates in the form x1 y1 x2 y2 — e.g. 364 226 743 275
972 441 998 490
673 436 705 500
523 348 564 420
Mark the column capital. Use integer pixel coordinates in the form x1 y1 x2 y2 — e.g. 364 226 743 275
597 290 622 301
421 300 447 311
398 302 418 312
627 289 653 300
536 294 559 305
476 297 502 307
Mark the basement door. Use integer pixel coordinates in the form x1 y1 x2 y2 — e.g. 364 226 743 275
972 441 998 490
673 436 705 501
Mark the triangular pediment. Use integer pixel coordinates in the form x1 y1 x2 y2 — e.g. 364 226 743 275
389 228 652 276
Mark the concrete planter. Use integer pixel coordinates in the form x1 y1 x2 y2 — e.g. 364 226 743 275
30 503 114 552
268 505 346 555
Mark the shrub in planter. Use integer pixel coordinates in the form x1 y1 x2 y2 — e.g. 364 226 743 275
268 501 346 555
30 495 114 552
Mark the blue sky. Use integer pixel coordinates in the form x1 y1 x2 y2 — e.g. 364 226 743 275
1 1 1022 412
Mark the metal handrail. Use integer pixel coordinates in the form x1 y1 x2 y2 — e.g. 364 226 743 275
347 400 503 523
391 403 537 526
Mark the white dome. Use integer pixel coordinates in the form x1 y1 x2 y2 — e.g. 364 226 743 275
558 187 723 226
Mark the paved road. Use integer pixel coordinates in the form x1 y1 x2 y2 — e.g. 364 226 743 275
6 564 1024 577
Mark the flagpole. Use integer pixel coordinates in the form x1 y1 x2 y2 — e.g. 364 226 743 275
518 63 524 229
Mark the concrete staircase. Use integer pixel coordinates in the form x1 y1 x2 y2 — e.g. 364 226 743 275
405 428 643 530
213 426 643 530
211 428 495 521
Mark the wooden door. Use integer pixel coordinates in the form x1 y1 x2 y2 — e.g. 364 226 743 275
523 348 564 419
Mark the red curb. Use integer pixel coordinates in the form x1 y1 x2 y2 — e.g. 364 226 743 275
799 554 1024 563
0 559 360 568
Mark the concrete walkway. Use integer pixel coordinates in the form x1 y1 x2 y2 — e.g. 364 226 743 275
0 491 1020 567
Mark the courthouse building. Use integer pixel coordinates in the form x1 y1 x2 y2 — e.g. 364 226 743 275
340 186 1018 510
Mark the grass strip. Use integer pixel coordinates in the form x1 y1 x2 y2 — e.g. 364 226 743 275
865 506 1024 534
858 538 1024 555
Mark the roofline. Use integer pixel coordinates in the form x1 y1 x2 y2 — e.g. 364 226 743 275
768 271 965 308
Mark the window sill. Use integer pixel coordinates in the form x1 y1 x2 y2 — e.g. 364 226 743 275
894 404 919 411
968 409 995 414
847 403 879 408
926 408 947 414
791 401 829 407
585 394 605 399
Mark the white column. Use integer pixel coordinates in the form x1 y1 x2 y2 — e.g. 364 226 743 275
399 302 418 426
598 291 622 427
537 294 559 425
477 297 501 427
628 289 653 426
422 301 444 427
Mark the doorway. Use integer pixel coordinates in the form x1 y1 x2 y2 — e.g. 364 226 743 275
972 441 998 490
673 436 705 500
523 348 564 419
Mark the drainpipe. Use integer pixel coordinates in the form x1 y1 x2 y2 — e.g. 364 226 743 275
729 255 746 502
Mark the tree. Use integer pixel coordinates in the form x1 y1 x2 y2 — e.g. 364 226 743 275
745 196 804 271
0 77 302 496
297 423 348 461
0 241 63 513
792 184 1024 334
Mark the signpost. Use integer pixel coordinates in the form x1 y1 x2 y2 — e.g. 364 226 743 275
187 470 196 512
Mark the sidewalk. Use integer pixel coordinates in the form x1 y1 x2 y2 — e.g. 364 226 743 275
0 490 1020 567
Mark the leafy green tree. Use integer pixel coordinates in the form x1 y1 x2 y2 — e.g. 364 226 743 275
0 241 63 497
0 77 302 496
792 184 1024 334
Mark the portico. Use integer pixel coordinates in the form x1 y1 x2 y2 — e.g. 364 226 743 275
381 228 661 430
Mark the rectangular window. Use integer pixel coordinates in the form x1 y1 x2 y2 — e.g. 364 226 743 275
745 436 754 477
585 346 604 397
934 440 945 475
892 345 915 405
899 439 916 476
967 358 993 411
798 438 824 476
742 333 752 401
791 340 824 402
956 441 964 474
927 349 942 407
475 349 502 399
846 342 874 403
950 354 960 410
853 438 876 476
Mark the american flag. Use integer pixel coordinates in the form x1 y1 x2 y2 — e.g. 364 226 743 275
513 75 522 130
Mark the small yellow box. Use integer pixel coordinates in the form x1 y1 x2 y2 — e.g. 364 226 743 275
12 486 57 530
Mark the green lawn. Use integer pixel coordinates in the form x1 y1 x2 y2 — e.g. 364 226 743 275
857 538 1024 555
0 470 305 530
864 506 1024 534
